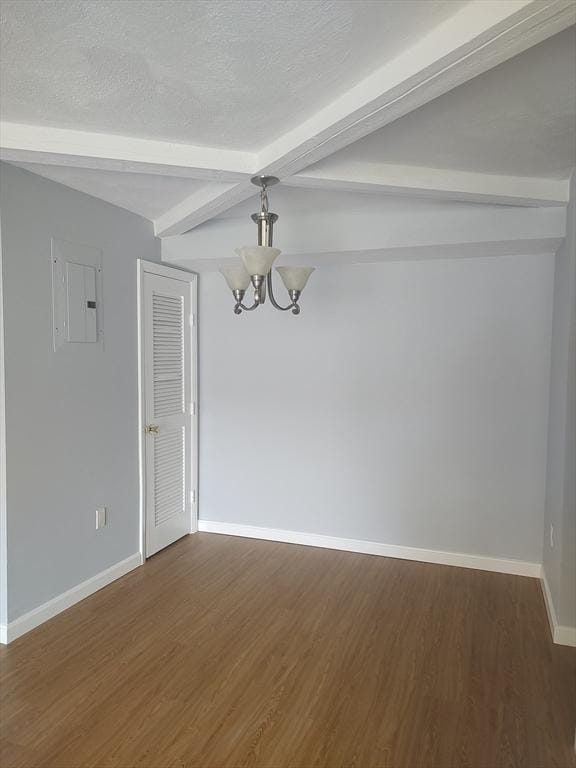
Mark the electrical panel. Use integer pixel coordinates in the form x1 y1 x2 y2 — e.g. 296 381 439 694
51 238 103 351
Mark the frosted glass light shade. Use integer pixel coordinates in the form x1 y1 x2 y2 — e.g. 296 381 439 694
236 246 280 276
276 266 315 292
220 264 251 291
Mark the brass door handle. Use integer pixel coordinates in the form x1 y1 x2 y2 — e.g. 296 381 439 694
145 424 160 434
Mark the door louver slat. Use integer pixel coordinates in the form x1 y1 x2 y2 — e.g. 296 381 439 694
154 428 185 526
152 292 184 418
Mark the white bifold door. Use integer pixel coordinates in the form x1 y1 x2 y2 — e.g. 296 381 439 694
141 265 197 557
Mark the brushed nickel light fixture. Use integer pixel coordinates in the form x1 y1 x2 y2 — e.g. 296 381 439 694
220 176 315 315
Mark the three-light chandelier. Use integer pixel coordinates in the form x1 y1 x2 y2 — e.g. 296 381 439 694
220 176 315 315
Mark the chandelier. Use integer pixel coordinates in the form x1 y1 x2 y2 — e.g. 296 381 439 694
220 176 315 315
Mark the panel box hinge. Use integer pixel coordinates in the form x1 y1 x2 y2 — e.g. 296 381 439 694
189 314 195 327
191 490 196 504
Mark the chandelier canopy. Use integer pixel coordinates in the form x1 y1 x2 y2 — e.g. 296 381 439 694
220 176 315 315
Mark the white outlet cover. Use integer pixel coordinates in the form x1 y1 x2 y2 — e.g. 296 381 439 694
96 507 107 529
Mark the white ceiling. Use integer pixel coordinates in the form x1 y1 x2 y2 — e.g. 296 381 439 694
312 28 576 179
10 163 209 219
0 0 574 240
214 185 472 219
0 0 465 150
10 164 488 223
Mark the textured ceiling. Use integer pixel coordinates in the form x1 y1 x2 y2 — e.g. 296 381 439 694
0 1 573 229
313 29 576 179
10 163 209 219
0 0 466 150
9 164 466 221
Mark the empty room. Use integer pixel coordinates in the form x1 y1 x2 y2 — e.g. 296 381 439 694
0 1 575 766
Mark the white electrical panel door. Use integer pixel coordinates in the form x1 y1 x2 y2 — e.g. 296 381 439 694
143 272 193 557
66 262 98 342
51 238 103 351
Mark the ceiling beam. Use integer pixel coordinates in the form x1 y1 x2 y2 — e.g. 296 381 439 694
0 123 255 181
164 238 564 273
284 162 570 208
153 183 257 239
257 0 575 175
160 204 566 263
154 0 575 237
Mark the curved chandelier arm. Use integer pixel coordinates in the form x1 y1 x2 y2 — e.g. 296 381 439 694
266 271 299 313
234 300 259 314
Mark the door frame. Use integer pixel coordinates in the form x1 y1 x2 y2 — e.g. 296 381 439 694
137 259 198 561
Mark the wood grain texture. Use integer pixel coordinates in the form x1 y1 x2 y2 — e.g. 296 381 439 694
1 533 574 768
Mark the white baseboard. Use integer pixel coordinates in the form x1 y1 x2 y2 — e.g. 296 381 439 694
0 552 143 645
541 570 576 647
198 520 541 578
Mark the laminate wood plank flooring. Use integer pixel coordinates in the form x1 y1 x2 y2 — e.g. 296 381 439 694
0 533 574 768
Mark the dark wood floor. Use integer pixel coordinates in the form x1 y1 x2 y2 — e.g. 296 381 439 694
1 534 574 768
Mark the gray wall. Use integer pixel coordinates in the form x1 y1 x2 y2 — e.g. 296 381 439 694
0 162 160 621
199 252 554 563
0 211 7 626
543 171 576 628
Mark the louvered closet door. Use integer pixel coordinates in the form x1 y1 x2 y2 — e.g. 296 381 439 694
143 272 192 556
